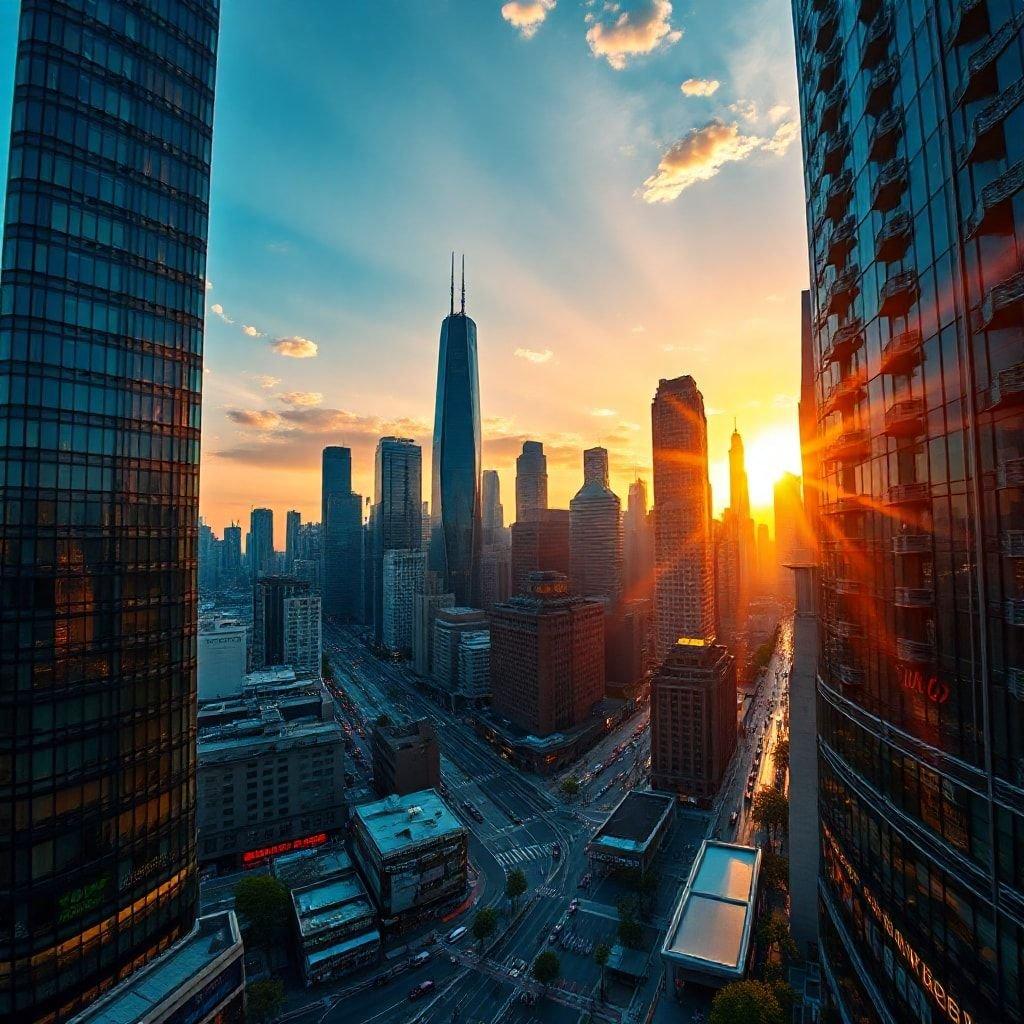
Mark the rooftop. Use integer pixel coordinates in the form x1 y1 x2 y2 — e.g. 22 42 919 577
304 929 380 970
273 846 353 888
198 717 343 762
592 791 675 854
354 789 464 855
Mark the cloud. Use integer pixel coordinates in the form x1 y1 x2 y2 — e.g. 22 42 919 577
254 374 280 389
767 103 790 123
640 120 761 202
590 407 617 417
729 99 759 122
205 280 213 291
630 324 646 333
278 391 324 407
242 324 265 338
681 78 720 97
514 347 553 363
763 120 798 156
226 409 283 430
272 336 318 359
210 303 234 324
501 0 555 38
585 0 681 70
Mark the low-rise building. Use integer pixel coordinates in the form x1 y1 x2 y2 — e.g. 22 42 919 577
198 617 247 702
370 718 441 796
352 790 468 927
586 790 674 876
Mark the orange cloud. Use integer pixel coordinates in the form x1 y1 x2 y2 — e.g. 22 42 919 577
586 0 681 70
272 336 318 358
501 0 555 38
681 78 719 97
278 391 324 407
226 409 283 430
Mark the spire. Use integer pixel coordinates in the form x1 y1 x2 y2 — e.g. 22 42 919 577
450 251 455 317
460 254 466 315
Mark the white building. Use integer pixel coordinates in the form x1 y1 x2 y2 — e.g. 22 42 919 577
197 618 247 702
432 607 488 693
284 594 322 678
382 549 426 655
458 631 491 701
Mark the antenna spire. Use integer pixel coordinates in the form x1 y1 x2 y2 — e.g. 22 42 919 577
450 251 455 317
460 254 466 315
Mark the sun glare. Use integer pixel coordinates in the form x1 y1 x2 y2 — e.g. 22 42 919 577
745 426 802 508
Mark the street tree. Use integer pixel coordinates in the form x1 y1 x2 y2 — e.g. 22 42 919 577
532 950 561 987
616 895 643 949
751 787 789 850
757 911 797 964
472 907 498 950
774 738 790 773
246 979 285 1024
505 868 528 910
709 980 784 1024
594 942 611 1001
559 777 580 800
759 851 789 895
233 876 290 949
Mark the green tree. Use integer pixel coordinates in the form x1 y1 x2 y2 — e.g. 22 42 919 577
751 787 789 850
233 876 290 949
709 980 784 1024
246 978 285 1024
472 906 498 950
532 950 561 987
559 777 581 800
757 911 797 964
774 737 790 773
505 867 528 910
375 712 391 728
594 942 611 1001
759 851 789 895
616 895 643 949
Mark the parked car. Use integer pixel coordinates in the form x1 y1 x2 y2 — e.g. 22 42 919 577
409 951 430 968
447 926 468 943
408 980 435 1001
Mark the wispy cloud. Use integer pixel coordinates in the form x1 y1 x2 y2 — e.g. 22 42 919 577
253 374 280 390
681 77 719 97
763 119 798 156
210 302 234 324
242 324 265 338
501 0 555 38
514 347 554 364
590 407 617 417
272 336 319 359
278 391 324 407
226 409 283 430
585 0 681 70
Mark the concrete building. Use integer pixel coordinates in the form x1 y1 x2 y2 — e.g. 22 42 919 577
651 376 714 661
252 575 311 671
510 508 570 595
352 790 469 927
569 447 623 603
605 598 653 702
197 617 247 702
283 593 322 678
650 637 736 800
458 631 492 702
515 440 548 523
490 572 605 737
412 591 455 677
285 509 301 572
586 791 674 876
432 607 489 695
623 477 654 604
381 549 426 656
479 541 511 612
371 719 441 796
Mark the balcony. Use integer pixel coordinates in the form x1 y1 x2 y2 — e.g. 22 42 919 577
887 481 930 505
831 619 864 639
866 59 899 115
880 329 923 374
834 578 862 596
1009 667 1024 701
827 266 860 317
976 269 1024 331
871 160 908 212
857 0 881 22
884 397 926 437
822 369 867 416
991 361 1024 410
998 457 1024 488
946 0 989 47
821 128 851 177
894 586 933 608
815 5 840 52
822 319 864 365
896 637 934 664
827 428 870 465
875 211 912 262
1006 599 1024 627
825 216 856 269
819 83 845 133
869 110 902 162
817 35 843 95
822 495 864 515
837 663 865 685
862 11 893 70
955 15 1023 106
893 534 931 555
1002 530 1024 557
879 271 919 317
962 76 1024 164
825 170 855 221
967 160 1024 238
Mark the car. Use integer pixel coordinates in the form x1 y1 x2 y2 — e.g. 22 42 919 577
568 898 579 913
409 950 430 968
372 974 390 988
447 926 468 943
408 980 435 1001
729 811 739 827
552 843 561 859
552 922 563 934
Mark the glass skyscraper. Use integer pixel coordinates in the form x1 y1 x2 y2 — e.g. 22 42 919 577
793 2 1024 1021
0 1 219 1018
430 266 481 606
321 445 362 621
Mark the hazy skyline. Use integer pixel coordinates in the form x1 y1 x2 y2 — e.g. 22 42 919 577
0 0 808 543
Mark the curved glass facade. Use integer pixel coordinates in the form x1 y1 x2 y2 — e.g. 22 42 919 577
793 1 1024 1021
0 1 218 1018
430 311 481 606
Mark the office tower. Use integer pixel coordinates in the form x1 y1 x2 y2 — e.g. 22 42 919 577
283 593 323 679
370 719 441 797
651 376 715 660
252 576 311 670
458 632 492 702
381 549 426 656
429 258 482 605
515 440 548 523
490 572 605 736
755 521 774 591
198 519 220 593
298 521 322 563
605 598 654 702
569 447 623 603
249 507 275 582
510 508 571 594
223 522 243 581
650 638 735 799
773 472 804 599
0 2 221 1018
714 515 742 638
623 478 655 603
432 607 489 697
482 469 504 542
797 289 820 561
321 446 363 621
793 5 1024 1022
412 591 455 678
479 541 511 612
292 558 322 594
372 437 422 644
285 509 301 572
421 500 432 550
727 425 756 621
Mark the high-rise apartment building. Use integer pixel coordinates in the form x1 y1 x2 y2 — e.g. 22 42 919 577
432 607 489 697
252 576 312 671
321 446 363 621
223 522 243 580
285 509 301 572
249 506 275 581
651 376 715 660
372 437 422 644
381 549 426 656
429 261 482 605
482 468 504 541
515 440 548 524
569 447 623 603
511 508 571 594
623 478 655 603
283 593 323 679
0 2 220 1017
793 4 1024 1021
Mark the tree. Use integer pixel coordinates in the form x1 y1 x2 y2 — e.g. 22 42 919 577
709 980 784 1024
751 787 789 850
757 911 797 964
759 851 789 895
233 876 290 949
505 868 528 910
375 712 391 728
616 895 643 949
532 950 561 987
321 654 333 681
246 979 285 1024
472 907 498 950
594 942 611 1001
774 737 790 773
560 777 581 800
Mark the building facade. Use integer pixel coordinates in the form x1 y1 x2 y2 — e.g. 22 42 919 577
321 445 363 621
432 607 488 696
793 2 1024 1021
412 590 455 677
458 631 492 702
283 593 322 679
482 468 504 541
249 507 274 582
510 508 571 595
381 549 426 656
569 447 623 603
0 2 219 1017
285 509 301 572
515 440 548 523
251 575 311 670
370 719 441 797
623 477 655 603
198 618 248 702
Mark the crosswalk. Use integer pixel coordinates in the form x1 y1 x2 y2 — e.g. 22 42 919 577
494 843 549 867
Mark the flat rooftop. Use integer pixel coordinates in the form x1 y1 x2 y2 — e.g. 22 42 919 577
294 874 365 917
354 789 464 855
305 929 380 970
662 841 761 982
592 791 674 854
274 846 353 888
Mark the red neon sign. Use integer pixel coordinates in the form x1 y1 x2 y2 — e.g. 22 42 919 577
242 832 328 865
897 666 949 705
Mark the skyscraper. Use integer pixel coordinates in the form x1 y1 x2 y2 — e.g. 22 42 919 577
252 576 311 670
797 289 820 561
510 509 571 594
623 477 655 603
223 522 243 581
515 440 548 523
0 2 220 1017
482 468 504 542
772 471 804 599
249 507 275 581
719 426 755 640
321 446 363 621
285 509 301 572
569 447 623 603
794 4 1024 1022
372 437 422 644
381 549 426 656
429 258 482 605
651 376 714 660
